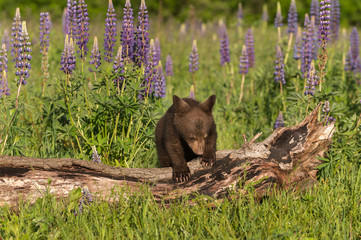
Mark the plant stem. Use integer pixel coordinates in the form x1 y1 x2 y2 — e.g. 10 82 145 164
238 73 246 103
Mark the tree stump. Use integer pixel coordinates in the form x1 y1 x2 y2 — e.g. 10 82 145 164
0 104 335 207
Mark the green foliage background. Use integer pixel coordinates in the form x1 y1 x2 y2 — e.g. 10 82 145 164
1 0 360 26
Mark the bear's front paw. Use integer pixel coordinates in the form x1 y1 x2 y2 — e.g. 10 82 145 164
173 169 191 182
201 157 215 167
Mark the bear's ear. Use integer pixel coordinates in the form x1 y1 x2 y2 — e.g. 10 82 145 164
173 95 190 114
200 95 216 113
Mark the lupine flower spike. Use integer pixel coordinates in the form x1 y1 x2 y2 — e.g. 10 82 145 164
0 44 8 79
293 27 302 62
330 0 340 42
91 146 101 163
65 0 78 40
78 186 93 214
113 46 125 94
153 61 166 99
134 0 149 67
40 12 51 96
284 0 298 65
318 0 332 91
189 85 195 100
0 70 10 97
104 0 117 63
304 61 319 115
245 28 255 68
15 21 32 109
261 4 269 34
165 55 173 76
121 0 135 62
189 39 199 95
219 24 230 66
238 45 249 103
275 2 283 43
301 14 314 77
310 0 320 26
89 36 101 75
60 35 76 82
322 101 335 125
2 30 10 50
11 8 22 64
350 27 359 72
237 3 243 37
274 46 286 111
274 111 285 129
139 39 155 100
76 0 90 62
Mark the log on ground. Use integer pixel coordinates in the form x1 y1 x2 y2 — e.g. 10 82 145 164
0 104 335 207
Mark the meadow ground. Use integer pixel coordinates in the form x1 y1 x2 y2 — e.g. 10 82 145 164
0 3 361 238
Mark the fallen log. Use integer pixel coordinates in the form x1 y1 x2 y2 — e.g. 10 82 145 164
0 104 335 207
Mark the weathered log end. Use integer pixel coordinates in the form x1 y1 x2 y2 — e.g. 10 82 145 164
0 104 334 206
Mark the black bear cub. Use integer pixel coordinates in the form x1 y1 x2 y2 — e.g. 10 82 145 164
155 95 217 182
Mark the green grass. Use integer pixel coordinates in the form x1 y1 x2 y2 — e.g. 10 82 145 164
0 8 361 239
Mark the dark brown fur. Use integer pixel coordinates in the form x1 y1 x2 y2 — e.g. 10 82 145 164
155 95 217 182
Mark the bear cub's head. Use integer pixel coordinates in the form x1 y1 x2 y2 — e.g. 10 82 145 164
173 95 216 156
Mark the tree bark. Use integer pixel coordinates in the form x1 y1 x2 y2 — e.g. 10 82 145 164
0 104 335 207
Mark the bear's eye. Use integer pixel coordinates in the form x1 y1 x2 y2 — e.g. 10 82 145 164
190 136 196 141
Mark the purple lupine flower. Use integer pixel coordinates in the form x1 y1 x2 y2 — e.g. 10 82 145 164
104 0 117 63
76 0 90 59
0 70 10 97
219 24 230 66
239 45 249 74
0 44 8 78
15 21 32 85
89 36 101 72
353 55 361 76
304 61 319 96
134 0 150 67
311 16 319 60
113 46 125 88
66 0 78 39
62 8 68 35
274 46 285 85
139 39 156 98
153 62 166 98
310 0 320 26
189 40 199 73
293 27 302 60
154 38 161 64
287 0 298 34
274 111 285 129
245 28 255 67
350 27 359 68
319 0 331 44
10 8 22 62
121 0 135 61
40 12 51 53
330 0 340 42
60 35 76 75
301 14 314 76
189 85 195 99
322 101 335 125
262 4 269 22
1 30 10 50
237 3 244 20
345 47 353 72
165 54 173 76
78 187 93 214
91 146 101 163
274 2 283 28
